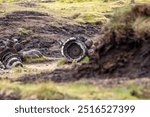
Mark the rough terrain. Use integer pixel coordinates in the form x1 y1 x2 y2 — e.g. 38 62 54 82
17 3 150 82
0 0 149 100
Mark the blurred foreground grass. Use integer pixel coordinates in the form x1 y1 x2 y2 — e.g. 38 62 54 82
0 79 149 99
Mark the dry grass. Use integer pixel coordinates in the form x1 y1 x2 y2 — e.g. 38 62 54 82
0 79 149 99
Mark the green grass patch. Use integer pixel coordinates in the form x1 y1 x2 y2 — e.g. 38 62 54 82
40 0 124 24
60 81 143 99
57 59 66 66
109 5 132 29
23 57 48 63
0 80 149 99
108 3 150 38
0 0 147 24
0 67 41 80
81 56 90 63
18 27 33 35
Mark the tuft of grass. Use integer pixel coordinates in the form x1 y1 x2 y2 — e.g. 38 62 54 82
132 16 150 37
18 27 33 35
13 67 39 74
57 81 148 99
109 5 132 29
108 3 150 38
0 81 77 99
22 83 65 100
0 80 149 99
81 56 90 63
0 67 41 80
23 57 48 63
57 59 66 66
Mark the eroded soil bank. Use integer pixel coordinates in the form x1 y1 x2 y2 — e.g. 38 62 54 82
17 3 150 83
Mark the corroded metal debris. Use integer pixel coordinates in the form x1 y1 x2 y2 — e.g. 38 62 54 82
61 37 92 62
0 37 93 69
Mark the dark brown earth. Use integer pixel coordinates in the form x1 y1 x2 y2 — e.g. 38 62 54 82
0 10 101 58
17 3 150 83
0 3 150 100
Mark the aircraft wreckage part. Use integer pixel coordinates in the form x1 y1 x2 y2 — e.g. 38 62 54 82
0 61 5 69
85 40 93 49
6 59 23 69
19 49 43 59
13 43 24 52
61 38 87 62
1 52 23 69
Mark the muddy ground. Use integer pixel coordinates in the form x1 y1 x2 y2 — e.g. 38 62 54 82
0 10 101 58
0 2 149 90
0 5 101 81
16 3 150 85
0 2 149 100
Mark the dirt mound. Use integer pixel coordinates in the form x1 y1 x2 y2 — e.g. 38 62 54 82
72 4 149 72
74 3 150 79
17 3 150 83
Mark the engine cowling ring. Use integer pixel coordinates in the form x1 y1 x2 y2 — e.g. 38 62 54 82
61 38 87 62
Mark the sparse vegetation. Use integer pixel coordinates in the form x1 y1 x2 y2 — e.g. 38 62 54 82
109 3 150 38
23 57 48 63
41 0 115 24
109 5 132 29
81 56 89 63
0 80 149 99
18 27 33 35
57 59 66 66
0 0 148 24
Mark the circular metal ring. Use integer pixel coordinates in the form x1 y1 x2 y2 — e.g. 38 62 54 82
6 57 23 69
61 38 87 62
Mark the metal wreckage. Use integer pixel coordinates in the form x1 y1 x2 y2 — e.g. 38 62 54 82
0 37 93 70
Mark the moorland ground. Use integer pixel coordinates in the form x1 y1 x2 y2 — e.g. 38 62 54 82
0 0 149 99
